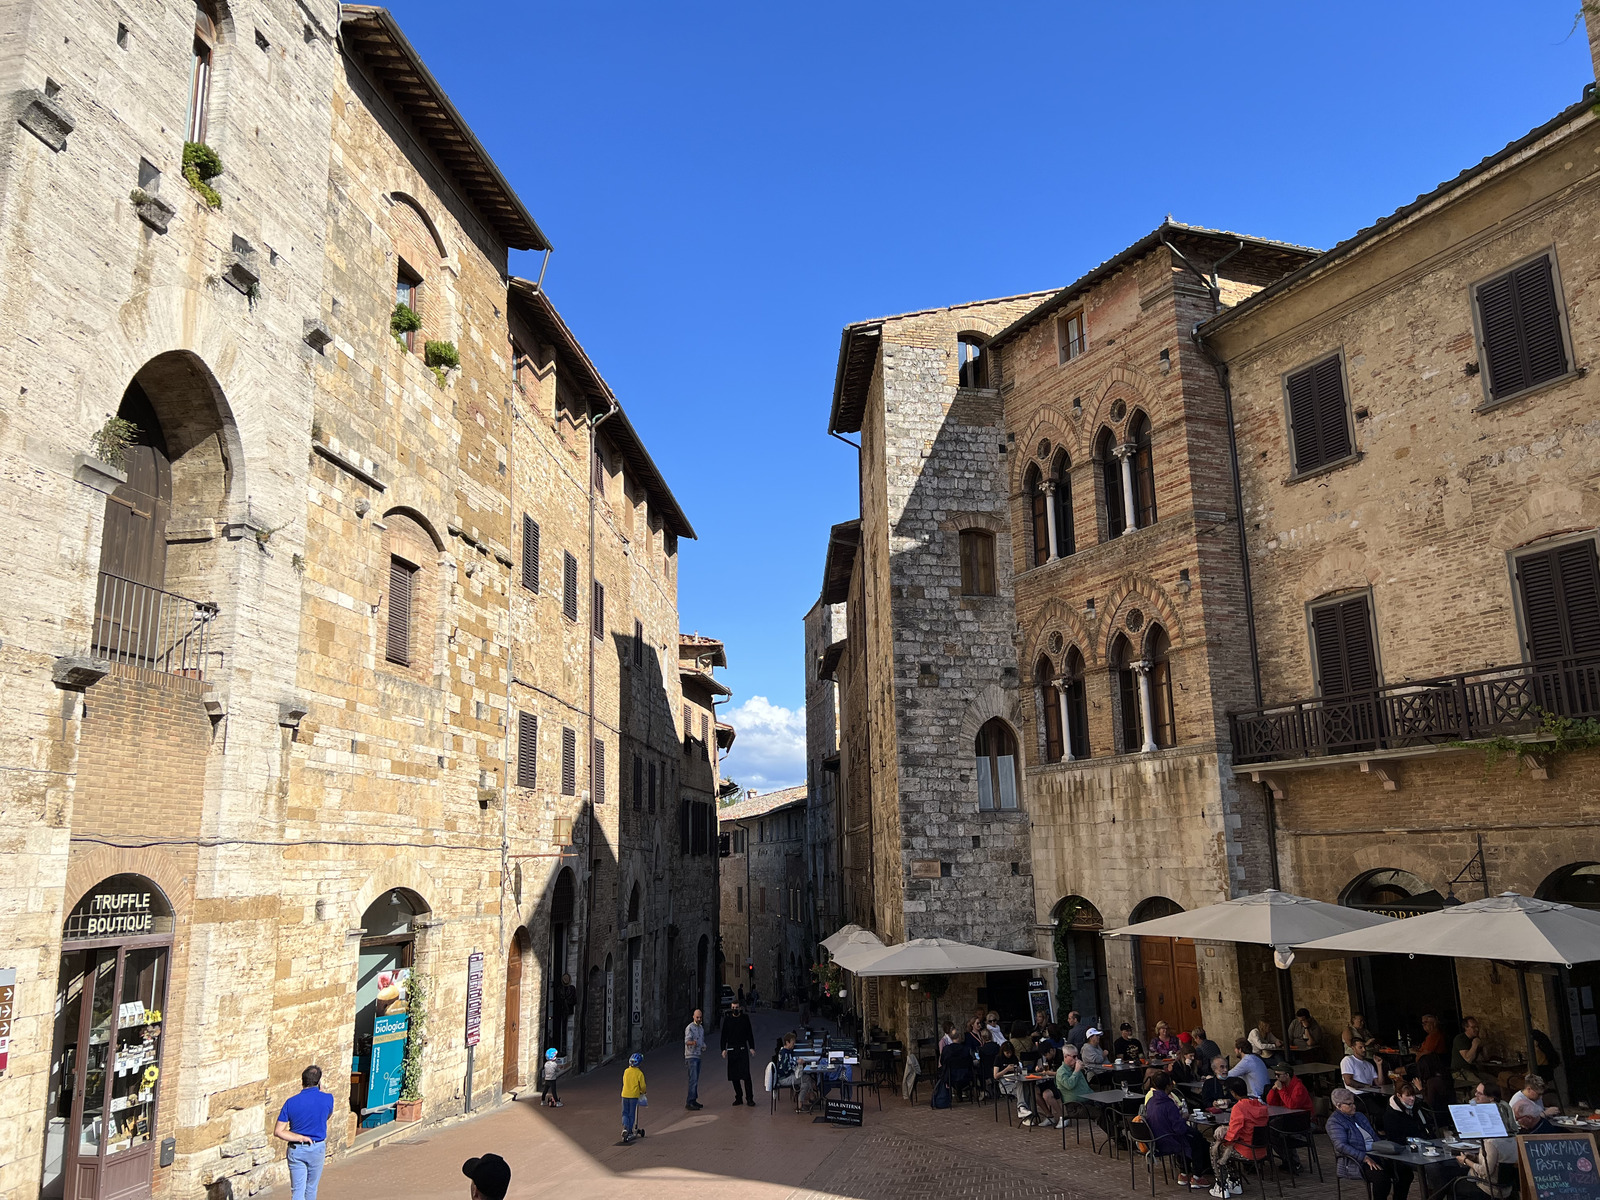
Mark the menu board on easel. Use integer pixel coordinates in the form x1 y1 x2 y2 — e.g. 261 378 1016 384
1518 1133 1600 1200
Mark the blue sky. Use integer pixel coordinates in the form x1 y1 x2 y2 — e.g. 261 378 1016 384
379 1 1594 790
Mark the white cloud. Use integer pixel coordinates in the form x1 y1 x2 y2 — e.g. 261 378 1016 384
719 695 806 791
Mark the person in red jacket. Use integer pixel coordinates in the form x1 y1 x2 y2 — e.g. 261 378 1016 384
1210 1077 1270 1197
1266 1064 1314 1112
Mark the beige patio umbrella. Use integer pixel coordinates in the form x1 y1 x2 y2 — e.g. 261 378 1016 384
828 930 888 972
847 937 1056 1045
820 923 864 955
1102 888 1396 966
1299 892 1600 1075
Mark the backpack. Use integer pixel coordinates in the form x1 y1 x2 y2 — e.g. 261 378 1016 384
931 1078 952 1109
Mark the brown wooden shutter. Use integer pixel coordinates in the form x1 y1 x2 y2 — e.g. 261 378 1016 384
592 580 604 638
1117 664 1141 753
632 755 642 810
700 713 709 762
563 552 578 621
1286 355 1351 473
648 761 657 812
678 799 690 854
516 712 537 788
561 727 576 795
521 516 539 592
1311 595 1378 697
1517 541 1600 662
1030 478 1049 566
1480 256 1569 401
386 558 415 665
683 703 691 746
592 738 605 803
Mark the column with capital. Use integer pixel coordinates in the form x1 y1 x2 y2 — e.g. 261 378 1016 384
1113 444 1138 534
1042 480 1059 563
1134 660 1158 753
1057 682 1074 762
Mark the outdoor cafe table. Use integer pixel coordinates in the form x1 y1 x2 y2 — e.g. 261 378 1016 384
1363 1138 1473 1200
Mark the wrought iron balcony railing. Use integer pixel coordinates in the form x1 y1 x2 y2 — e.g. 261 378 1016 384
1229 654 1600 765
91 572 219 678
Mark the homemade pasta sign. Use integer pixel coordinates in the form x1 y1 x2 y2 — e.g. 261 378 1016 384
1518 1133 1600 1200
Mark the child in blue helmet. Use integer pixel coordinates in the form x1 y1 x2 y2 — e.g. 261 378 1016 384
621 1052 648 1142
540 1047 564 1108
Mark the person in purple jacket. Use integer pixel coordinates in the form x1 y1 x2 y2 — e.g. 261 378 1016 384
1144 1071 1212 1188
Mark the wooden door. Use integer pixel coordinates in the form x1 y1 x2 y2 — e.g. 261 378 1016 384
1173 938 1202 1028
1140 937 1203 1035
502 932 524 1091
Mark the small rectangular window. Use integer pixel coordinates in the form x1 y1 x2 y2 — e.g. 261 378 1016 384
678 799 690 854
516 712 537 789
592 738 605 803
632 756 643 810
395 262 422 351
561 727 576 796
1475 252 1571 404
1284 352 1353 475
592 440 607 493
1057 310 1086 363
958 530 996 596
592 580 605 639
521 516 540 592
736 886 743 914
648 761 657 813
562 552 579 622
1515 539 1600 663
701 713 710 762
633 618 644 666
385 557 416 666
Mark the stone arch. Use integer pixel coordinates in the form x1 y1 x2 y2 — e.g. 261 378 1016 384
1023 598 1096 671
1010 412 1076 493
1292 547 1382 605
957 683 1022 747
390 191 448 259
382 505 445 554
1327 845 1444 902
351 858 440 928
1489 485 1600 552
63 846 195 919
1100 576 1185 660
1080 363 1158 445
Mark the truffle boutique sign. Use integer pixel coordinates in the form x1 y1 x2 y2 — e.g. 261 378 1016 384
64 878 172 941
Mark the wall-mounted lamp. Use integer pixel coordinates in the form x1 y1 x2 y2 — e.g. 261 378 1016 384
1159 348 1171 375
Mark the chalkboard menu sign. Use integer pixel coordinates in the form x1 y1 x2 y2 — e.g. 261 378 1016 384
1519 1133 1600 1200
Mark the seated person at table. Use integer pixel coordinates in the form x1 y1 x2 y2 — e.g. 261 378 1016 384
1229 1037 1271 1098
1330 1088 1411 1200
993 1040 1027 1116
1451 1016 1496 1089
1383 1080 1436 1142
1170 1044 1202 1084
774 1034 803 1111
1287 1008 1323 1058
1037 1022 1064 1051
937 1020 957 1054
1249 1019 1285 1067
1113 1022 1145 1061
1192 1027 1223 1070
1266 1063 1314 1114
986 1010 1007 1048
1209 1077 1271 1198
1454 1085 1518 1199
1510 1074 1560 1134
1144 1071 1212 1188
1200 1057 1232 1107
976 1027 1000 1082
1343 1013 1374 1054
1032 1046 1066 1127
939 1033 976 1100
1148 1020 1179 1059
1055 1043 1096 1116
1062 1009 1085 1047
1008 1020 1037 1062
1080 1028 1108 1065
1416 1013 1447 1059
1341 1038 1384 1091
964 1017 984 1057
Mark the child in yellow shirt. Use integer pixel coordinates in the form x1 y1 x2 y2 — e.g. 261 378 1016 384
621 1053 647 1143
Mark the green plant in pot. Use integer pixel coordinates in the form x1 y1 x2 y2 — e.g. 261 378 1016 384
424 340 459 387
396 970 429 1120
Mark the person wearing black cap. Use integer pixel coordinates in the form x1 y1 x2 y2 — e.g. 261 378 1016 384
720 999 755 1105
462 1153 510 1200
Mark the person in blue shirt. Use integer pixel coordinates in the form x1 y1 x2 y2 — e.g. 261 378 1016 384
1228 1038 1271 1098
274 1065 335 1200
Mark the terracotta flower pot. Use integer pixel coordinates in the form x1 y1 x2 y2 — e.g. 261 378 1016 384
395 1099 422 1122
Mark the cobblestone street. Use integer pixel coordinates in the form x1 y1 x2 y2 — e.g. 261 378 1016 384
278 1009 1352 1200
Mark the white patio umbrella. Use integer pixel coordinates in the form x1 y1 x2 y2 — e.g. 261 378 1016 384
847 937 1056 1046
820 923 864 955
828 930 888 972
1102 888 1396 967
1299 892 1600 1076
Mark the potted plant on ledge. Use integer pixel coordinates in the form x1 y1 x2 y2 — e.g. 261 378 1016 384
395 971 429 1121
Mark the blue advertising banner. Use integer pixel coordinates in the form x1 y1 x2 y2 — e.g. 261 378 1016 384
366 1012 409 1115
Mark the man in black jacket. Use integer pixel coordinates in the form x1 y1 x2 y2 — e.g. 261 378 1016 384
720 1000 755 1105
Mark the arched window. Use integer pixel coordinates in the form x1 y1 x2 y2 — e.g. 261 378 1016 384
958 528 996 596
1129 411 1157 528
1146 625 1176 749
974 718 1019 810
187 3 220 143
627 883 641 924
1025 465 1049 567
1063 647 1089 760
1096 428 1125 540
958 336 989 388
1111 633 1141 754
1037 656 1064 763
1051 451 1074 558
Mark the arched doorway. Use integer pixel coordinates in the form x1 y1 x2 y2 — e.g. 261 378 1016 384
43 875 175 1200
1539 863 1600 1100
1341 869 1458 1045
1052 896 1110 1028
547 869 575 1055
1131 896 1201 1036
502 927 530 1092
353 888 427 1130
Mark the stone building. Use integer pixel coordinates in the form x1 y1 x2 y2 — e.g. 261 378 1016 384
0 7 712 1200
1201 33 1600 1085
819 291 1059 1037
984 225 1315 1037
718 787 808 1005
802 596 845 969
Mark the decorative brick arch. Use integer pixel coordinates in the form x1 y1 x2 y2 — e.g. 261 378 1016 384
1010 413 1077 494
1324 844 1445 902
351 859 439 928
64 846 194 918
1023 599 1097 673
1293 547 1381 605
1100 576 1185 660
957 683 1022 748
382 489 448 554
1080 363 1158 446
1490 486 1600 552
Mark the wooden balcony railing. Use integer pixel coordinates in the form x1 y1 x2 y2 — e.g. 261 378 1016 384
1229 654 1600 765
91 572 219 678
